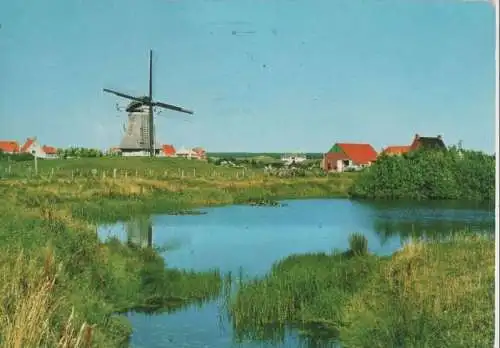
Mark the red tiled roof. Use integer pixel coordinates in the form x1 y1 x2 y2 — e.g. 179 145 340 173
20 138 35 153
382 145 410 155
162 144 176 156
336 143 378 165
0 141 19 153
42 145 57 154
192 147 206 157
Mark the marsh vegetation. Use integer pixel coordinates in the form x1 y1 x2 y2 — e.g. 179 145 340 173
0 153 495 347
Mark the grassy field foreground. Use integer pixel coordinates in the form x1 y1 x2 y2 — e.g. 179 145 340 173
0 157 354 347
230 234 495 347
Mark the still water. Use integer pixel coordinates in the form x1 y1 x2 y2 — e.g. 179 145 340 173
98 198 494 348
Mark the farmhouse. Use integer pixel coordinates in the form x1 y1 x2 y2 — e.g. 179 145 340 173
322 143 378 172
381 145 411 156
0 140 20 154
20 137 58 159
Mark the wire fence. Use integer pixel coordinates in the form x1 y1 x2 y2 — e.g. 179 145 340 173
0 164 261 181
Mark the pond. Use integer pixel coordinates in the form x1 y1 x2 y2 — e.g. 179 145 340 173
98 198 494 348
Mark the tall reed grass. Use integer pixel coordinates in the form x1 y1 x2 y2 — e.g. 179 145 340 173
0 248 91 348
229 233 495 347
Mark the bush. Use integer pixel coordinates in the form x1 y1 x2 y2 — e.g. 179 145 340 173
349 148 494 201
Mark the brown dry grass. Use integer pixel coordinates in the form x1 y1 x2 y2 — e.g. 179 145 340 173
0 247 92 348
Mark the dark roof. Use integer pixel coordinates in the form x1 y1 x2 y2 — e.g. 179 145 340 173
410 135 446 151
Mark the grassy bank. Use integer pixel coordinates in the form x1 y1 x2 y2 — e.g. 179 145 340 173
230 234 495 347
0 199 221 347
0 157 354 347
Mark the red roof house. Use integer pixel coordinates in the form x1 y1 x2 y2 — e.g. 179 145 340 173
42 145 58 155
162 144 176 157
20 138 35 153
322 143 378 172
0 140 20 154
381 145 411 156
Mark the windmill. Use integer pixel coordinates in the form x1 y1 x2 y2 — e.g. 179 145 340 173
103 49 194 157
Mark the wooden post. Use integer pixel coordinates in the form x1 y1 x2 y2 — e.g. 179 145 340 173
193 168 196 177
113 168 117 179
135 169 138 177
181 170 184 178
34 155 38 176
8 165 11 175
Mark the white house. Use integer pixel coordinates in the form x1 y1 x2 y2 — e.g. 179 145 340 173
281 153 307 166
20 137 58 159
176 146 197 159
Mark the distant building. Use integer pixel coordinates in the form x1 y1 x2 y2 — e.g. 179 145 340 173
20 137 58 159
281 153 307 166
160 144 176 157
409 134 446 151
0 140 20 154
322 143 378 172
192 147 207 160
175 146 206 160
381 145 411 156
381 134 446 157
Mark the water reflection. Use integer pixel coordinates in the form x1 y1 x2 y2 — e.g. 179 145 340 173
125 216 153 248
364 200 495 244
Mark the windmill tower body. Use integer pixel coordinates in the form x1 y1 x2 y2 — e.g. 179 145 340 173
119 100 160 156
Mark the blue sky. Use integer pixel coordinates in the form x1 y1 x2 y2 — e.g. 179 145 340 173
0 0 496 153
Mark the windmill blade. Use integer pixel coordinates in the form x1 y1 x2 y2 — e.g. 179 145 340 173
103 88 147 103
153 101 194 115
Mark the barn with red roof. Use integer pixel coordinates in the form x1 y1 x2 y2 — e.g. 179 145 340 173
322 143 378 172
0 140 20 154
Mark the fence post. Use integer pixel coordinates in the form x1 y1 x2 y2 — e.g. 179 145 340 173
113 168 117 179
